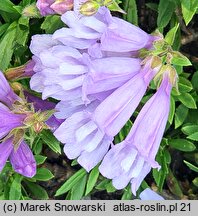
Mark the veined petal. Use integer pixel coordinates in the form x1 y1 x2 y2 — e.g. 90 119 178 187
30 34 59 56
140 188 164 200
54 111 89 143
93 73 148 137
10 141 36 178
77 137 111 172
53 28 97 49
131 163 152 195
75 120 97 142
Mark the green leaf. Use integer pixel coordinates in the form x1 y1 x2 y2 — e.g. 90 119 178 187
106 181 116 193
121 185 132 200
181 0 198 25
39 130 61 154
0 0 17 13
177 93 197 109
165 23 179 45
174 104 188 128
0 22 17 70
187 132 198 141
33 168 54 181
85 166 99 196
41 15 65 34
192 71 198 91
166 170 183 198
24 181 49 200
55 169 86 196
157 0 175 28
0 23 9 37
171 51 192 66
146 3 158 11
182 125 198 136
70 175 87 200
184 160 198 172
9 174 22 200
178 76 193 93
123 0 138 25
192 177 198 187
34 155 47 165
153 145 170 191
168 96 175 124
16 17 29 46
95 179 110 190
169 139 196 152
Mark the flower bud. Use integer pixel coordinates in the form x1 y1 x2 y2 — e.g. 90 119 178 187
51 0 73 15
22 3 40 18
79 0 100 16
5 60 35 81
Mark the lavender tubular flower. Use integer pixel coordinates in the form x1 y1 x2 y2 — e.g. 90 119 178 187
30 34 142 101
93 56 161 137
54 57 161 172
53 7 156 56
99 71 173 195
139 188 164 200
0 138 36 177
9 141 36 177
36 0 73 16
0 71 20 107
54 99 113 172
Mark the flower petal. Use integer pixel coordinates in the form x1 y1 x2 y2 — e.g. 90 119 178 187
10 141 36 178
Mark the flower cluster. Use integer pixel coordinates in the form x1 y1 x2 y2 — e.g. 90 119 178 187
0 70 61 177
29 6 176 194
0 71 36 177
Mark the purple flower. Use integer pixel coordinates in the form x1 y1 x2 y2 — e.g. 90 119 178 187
53 7 156 57
0 71 20 107
0 138 36 177
36 0 73 16
54 57 161 172
0 103 26 139
54 99 113 172
29 34 141 101
139 188 164 200
99 70 173 195
93 56 161 137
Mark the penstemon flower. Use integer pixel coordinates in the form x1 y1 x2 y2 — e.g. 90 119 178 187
54 57 162 171
92 56 162 137
54 99 113 172
0 138 36 177
53 7 157 57
0 71 57 177
99 68 175 195
29 34 142 102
